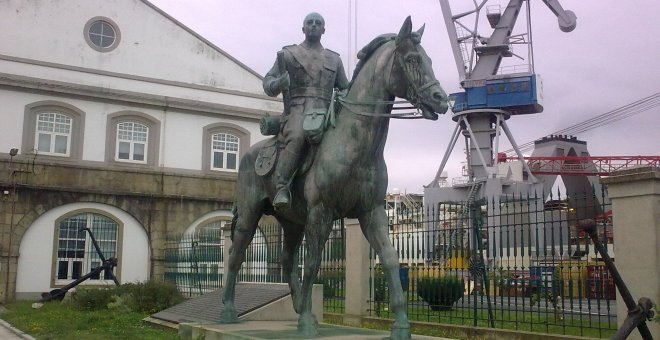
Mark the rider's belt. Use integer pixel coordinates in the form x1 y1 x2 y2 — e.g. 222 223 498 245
289 87 332 101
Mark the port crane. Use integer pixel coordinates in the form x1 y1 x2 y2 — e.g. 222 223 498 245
424 1 579 306
429 0 577 188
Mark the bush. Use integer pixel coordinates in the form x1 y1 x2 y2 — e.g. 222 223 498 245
118 281 185 313
71 287 115 310
417 276 464 311
316 269 345 299
71 281 184 314
373 266 388 303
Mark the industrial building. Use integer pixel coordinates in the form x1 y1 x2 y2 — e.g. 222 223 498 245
0 0 281 301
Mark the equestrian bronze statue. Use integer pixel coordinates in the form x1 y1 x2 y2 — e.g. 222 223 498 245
221 16 448 340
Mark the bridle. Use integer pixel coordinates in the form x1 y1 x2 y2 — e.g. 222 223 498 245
337 38 441 119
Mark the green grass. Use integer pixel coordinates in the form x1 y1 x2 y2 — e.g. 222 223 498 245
0 300 178 340
323 297 616 339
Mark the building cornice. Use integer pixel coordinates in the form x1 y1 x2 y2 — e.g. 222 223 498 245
0 157 237 202
0 54 275 102
0 72 280 120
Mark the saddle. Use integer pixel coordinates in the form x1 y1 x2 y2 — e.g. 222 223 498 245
255 90 339 177
254 137 317 178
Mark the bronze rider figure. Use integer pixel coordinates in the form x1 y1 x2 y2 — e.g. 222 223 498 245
263 12 349 211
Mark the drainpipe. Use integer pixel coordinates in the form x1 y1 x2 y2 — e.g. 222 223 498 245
4 148 18 303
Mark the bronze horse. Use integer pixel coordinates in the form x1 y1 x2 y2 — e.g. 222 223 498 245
221 16 448 339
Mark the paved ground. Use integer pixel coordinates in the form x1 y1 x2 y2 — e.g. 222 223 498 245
0 318 33 340
180 320 454 340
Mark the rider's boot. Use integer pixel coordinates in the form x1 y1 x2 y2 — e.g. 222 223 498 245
273 148 299 211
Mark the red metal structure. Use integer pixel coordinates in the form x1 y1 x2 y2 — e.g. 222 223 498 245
498 155 660 176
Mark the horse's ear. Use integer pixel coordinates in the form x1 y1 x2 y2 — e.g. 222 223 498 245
416 24 425 39
396 16 413 46
411 23 425 43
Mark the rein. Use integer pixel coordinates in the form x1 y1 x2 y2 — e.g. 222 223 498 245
336 96 424 119
337 40 439 120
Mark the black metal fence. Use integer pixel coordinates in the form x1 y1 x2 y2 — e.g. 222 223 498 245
164 220 345 313
163 227 224 297
163 187 615 337
369 187 616 338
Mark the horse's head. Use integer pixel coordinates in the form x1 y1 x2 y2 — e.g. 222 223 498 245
389 16 448 120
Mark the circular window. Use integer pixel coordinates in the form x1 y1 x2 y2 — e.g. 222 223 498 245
84 17 121 52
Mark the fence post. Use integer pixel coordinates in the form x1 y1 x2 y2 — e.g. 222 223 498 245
601 166 659 340
221 224 233 287
343 218 370 326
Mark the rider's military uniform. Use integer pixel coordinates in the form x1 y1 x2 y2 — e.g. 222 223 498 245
263 44 348 209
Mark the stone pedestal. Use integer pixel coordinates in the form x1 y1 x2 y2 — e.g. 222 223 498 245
222 224 233 287
601 166 659 339
343 219 370 326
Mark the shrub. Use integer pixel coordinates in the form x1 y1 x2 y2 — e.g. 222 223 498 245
119 281 185 313
71 281 184 314
71 288 115 310
373 266 388 303
316 269 345 298
417 276 464 311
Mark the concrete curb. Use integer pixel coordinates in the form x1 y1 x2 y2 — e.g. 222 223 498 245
0 318 35 340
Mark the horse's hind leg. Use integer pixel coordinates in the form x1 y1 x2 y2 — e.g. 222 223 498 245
280 221 304 313
297 206 334 336
359 207 411 340
220 203 263 323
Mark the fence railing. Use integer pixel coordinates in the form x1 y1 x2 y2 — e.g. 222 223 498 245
370 187 615 338
164 220 345 310
163 228 224 297
163 188 615 338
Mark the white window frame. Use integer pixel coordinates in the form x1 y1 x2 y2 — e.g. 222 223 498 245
55 213 118 286
35 112 72 157
115 121 149 163
84 17 121 53
88 20 116 49
211 133 239 172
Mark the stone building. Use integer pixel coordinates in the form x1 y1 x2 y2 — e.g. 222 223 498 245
0 0 281 301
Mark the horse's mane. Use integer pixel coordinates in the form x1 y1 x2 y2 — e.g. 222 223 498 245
349 33 396 85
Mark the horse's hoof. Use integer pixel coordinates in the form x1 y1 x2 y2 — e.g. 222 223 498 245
388 325 411 340
297 313 319 337
219 310 239 324
219 316 239 324
297 323 319 337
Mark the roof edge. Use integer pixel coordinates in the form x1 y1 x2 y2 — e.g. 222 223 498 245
140 0 264 80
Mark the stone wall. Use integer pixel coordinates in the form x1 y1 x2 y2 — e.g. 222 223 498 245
0 156 236 302
601 166 659 339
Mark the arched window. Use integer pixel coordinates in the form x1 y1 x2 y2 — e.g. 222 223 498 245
211 133 239 171
35 112 73 156
55 213 118 285
174 220 227 295
106 112 160 166
116 121 149 163
202 123 249 173
23 101 86 160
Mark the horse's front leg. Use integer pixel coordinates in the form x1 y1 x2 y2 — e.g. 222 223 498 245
220 211 259 323
297 205 334 336
359 207 411 340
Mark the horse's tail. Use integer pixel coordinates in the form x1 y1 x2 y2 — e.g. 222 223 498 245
230 205 238 241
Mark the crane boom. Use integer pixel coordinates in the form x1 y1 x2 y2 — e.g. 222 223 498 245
441 0 577 115
541 0 577 32
431 0 578 183
438 0 468 81
471 0 525 79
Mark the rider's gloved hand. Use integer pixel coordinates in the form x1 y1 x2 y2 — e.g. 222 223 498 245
277 72 290 91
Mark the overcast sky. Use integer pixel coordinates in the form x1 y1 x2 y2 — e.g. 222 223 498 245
149 0 659 194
